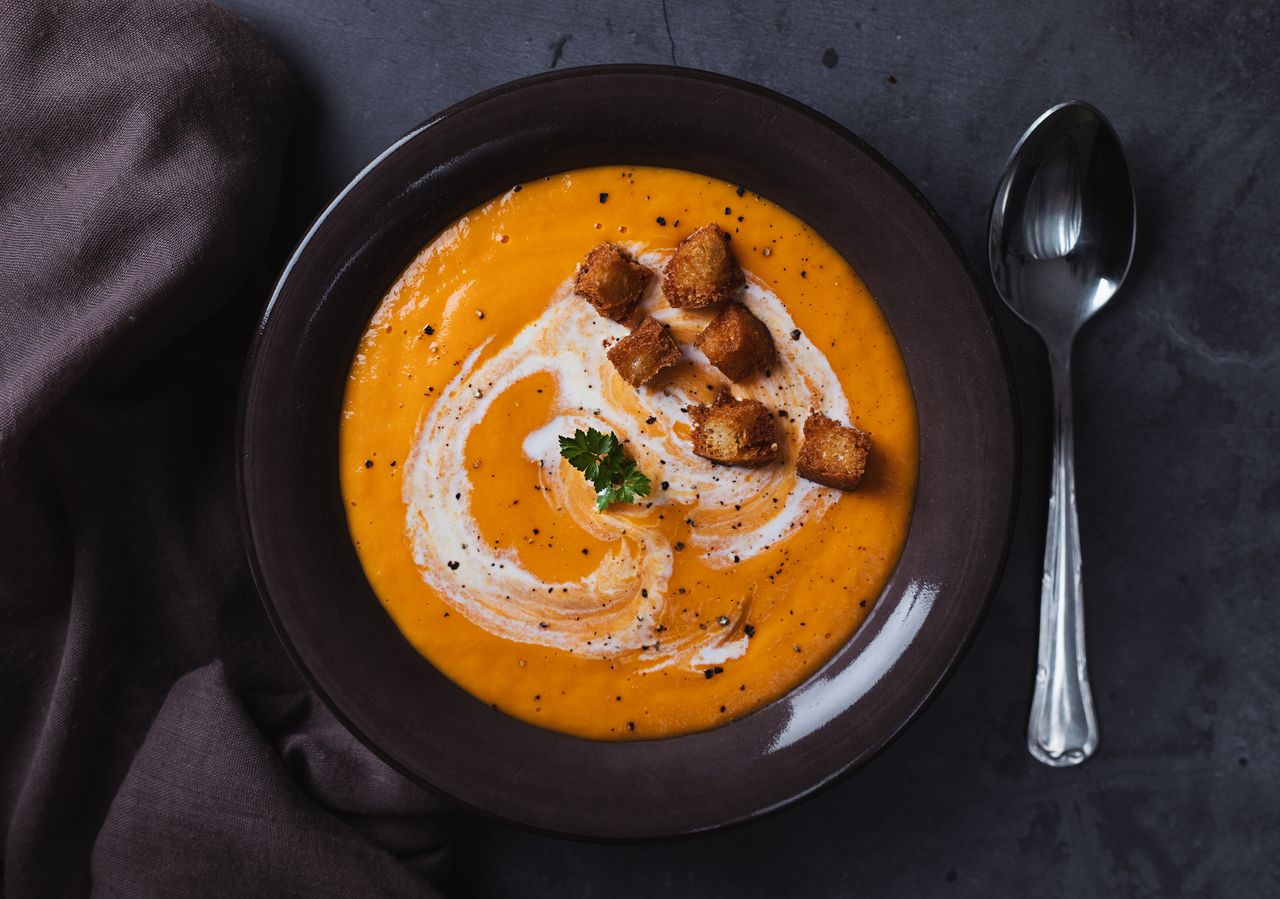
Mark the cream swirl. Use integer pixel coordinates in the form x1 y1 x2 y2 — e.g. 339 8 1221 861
401 249 851 671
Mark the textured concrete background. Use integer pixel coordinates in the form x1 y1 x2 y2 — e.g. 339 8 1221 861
220 1 1280 895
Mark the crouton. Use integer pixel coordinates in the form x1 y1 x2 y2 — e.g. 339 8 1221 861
607 316 682 387
796 413 871 490
689 390 781 466
662 224 744 309
694 302 776 381
575 243 653 321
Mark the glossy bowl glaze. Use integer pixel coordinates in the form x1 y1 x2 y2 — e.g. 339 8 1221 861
238 66 1018 839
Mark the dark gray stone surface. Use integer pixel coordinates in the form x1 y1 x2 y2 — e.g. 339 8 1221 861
219 1 1280 895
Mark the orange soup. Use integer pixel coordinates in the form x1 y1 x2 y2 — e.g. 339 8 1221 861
339 166 917 739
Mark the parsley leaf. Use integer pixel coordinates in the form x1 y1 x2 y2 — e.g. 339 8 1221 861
596 461 653 510
558 428 614 475
558 428 653 511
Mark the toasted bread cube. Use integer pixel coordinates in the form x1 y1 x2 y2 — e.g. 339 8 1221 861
662 224 744 309
694 303 776 381
575 243 653 321
607 317 682 387
689 390 781 466
796 413 871 490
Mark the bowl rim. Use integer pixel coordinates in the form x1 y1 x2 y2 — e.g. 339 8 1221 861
237 63 1020 841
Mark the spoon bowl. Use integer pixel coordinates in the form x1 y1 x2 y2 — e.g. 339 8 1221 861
990 103 1136 351
988 101 1136 767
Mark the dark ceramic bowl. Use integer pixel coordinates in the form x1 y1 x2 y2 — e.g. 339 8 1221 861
239 66 1017 839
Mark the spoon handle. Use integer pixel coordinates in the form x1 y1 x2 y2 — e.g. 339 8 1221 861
1028 357 1099 766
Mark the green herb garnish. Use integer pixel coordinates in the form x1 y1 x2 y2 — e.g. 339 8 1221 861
558 427 652 511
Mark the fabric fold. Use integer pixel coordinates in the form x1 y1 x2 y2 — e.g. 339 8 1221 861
91 663 447 898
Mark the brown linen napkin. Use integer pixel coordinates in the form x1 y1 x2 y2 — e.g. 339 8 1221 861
0 1 452 895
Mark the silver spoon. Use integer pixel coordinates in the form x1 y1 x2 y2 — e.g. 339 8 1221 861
988 102 1136 767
